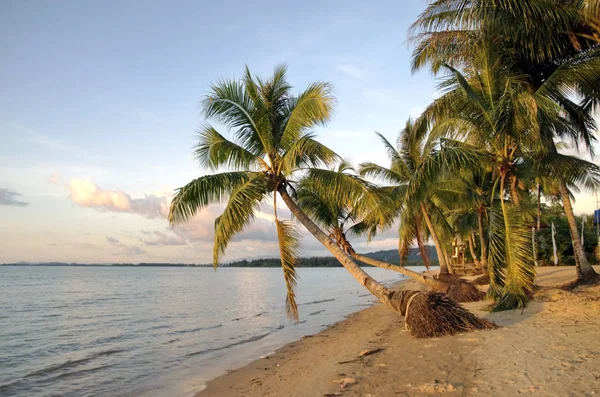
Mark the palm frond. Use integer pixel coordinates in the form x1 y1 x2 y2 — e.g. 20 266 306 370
493 205 535 311
169 172 259 224
194 124 264 171
280 82 335 149
278 134 339 175
212 175 269 267
275 219 301 322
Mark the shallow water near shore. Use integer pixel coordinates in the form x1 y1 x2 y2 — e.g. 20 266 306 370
0 266 422 397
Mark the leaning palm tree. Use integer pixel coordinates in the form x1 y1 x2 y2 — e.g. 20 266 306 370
167 65 408 318
170 65 495 336
298 161 484 302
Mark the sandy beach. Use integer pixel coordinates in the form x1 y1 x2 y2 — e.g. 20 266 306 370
198 266 600 397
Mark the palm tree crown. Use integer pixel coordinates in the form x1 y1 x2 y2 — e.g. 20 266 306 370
169 65 337 321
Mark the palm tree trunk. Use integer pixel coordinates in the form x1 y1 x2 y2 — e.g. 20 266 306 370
477 208 488 271
278 188 394 305
348 251 446 291
414 215 431 270
509 174 521 207
558 181 598 282
420 203 450 274
468 233 482 271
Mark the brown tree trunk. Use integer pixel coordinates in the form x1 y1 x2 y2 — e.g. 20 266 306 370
509 174 521 207
347 250 445 291
414 214 431 270
420 203 450 274
468 233 482 271
278 188 394 305
477 208 488 271
558 181 598 282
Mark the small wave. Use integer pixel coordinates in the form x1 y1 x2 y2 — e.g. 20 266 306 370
24 349 125 379
185 333 271 357
170 324 222 335
308 310 324 316
231 316 246 322
358 294 371 297
167 338 180 344
303 298 335 306
254 311 267 317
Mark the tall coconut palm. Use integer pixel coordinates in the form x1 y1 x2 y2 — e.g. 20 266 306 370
410 0 600 282
170 65 408 320
415 47 549 309
359 119 450 274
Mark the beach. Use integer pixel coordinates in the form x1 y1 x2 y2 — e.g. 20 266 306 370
199 266 600 397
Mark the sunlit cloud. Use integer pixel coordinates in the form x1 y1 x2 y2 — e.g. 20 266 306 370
69 179 169 219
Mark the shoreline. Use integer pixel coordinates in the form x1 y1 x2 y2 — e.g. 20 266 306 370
197 266 600 396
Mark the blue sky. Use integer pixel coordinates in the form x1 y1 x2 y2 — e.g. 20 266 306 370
0 0 597 263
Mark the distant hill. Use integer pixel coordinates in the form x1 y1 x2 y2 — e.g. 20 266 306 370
227 246 438 267
2 247 438 267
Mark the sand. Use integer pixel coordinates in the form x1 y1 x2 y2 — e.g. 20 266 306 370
198 266 600 397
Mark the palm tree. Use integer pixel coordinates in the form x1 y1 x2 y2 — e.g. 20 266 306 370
414 46 554 309
359 119 451 274
169 65 407 320
410 0 600 282
297 160 484 302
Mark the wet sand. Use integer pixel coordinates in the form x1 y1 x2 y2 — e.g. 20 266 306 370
198 266 600 397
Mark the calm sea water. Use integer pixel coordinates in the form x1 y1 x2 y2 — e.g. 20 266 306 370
0 266 420 397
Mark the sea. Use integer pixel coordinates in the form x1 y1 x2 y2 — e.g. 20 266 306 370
0 265 422 397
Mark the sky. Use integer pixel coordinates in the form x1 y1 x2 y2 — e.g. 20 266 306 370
1 0 598 264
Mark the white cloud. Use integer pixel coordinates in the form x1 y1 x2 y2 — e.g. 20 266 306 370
69 178 169 219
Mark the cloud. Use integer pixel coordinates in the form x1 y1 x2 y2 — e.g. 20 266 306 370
69 179 168 219
0 188 29 207
140 230 187 246
106 236 146 255
336 64 365 79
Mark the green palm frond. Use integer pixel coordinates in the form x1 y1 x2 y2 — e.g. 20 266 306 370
169 172 259 224
493 206 535 311
358 162 406 185
275 219 301 322
280 82 335 150
278 134 339 175
213 174 269 267
194 125 265 171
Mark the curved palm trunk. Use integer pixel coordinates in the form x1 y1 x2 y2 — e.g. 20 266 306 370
558 181 598 282
477 208 488 271
468 233 482 271
278 188 393 306
420 203 450 274
414 215 431 270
